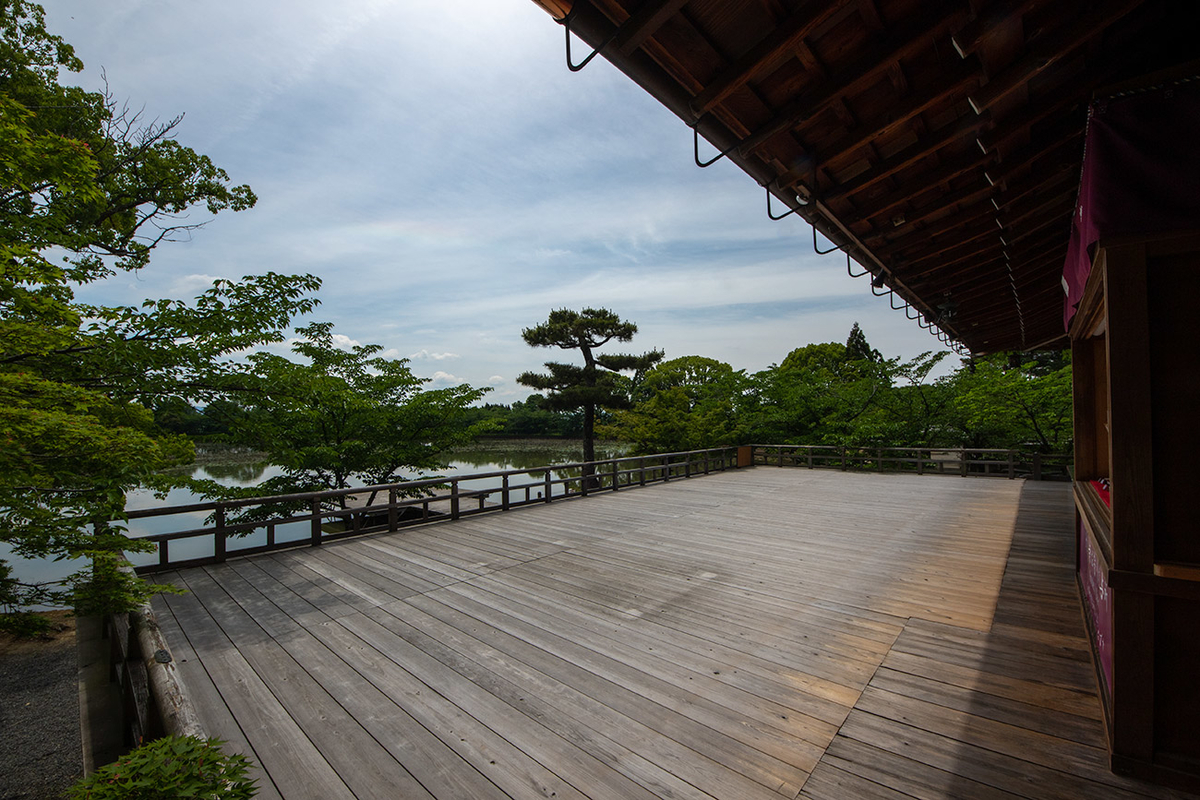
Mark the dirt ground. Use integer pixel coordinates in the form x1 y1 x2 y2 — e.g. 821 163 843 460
0 611 82 800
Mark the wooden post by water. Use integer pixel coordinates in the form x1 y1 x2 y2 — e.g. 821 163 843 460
310 498 322 546
214 506 227 562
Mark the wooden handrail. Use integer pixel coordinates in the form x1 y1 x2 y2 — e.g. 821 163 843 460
747 444 1071 480
127 447 741 573
122 444 1071 574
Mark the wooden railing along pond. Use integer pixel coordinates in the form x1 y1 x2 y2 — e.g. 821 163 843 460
121 445 1070 575
750 444 1072 480
126 447 741 574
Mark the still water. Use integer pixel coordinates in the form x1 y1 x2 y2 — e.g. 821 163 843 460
2 440 626 588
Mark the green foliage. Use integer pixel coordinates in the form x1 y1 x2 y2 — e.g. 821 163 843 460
69 735 256 800
202 322 493 512
518 308 662 467
0 561 53 637
604 322 1072 455
0 2 317 616
743 333 894 446
845 321 882 363
950 352 1073 451
462 397 583 438
603 356 749 453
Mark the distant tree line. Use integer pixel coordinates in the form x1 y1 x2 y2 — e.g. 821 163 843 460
599 322 1072 456
155 394 586 442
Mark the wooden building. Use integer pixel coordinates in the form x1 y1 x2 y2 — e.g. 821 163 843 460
527 0 1200 791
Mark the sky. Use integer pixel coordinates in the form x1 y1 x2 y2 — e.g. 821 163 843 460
44 0 954 402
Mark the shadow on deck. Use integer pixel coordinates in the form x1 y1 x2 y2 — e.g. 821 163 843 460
151 469 1190 800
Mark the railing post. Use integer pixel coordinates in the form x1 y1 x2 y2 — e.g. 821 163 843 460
544 471 552 502
310 498 322 546
450 480 460 520
841 447 847 471
1032 453 1043 481
214 505 227 562
502 474 510 510
664 457 671 481
388 488 398 531
703 451 710 475
960 449 969 477
1007 450 1015 479
639 457 647 485
877 447 883 472
611 460 619 490
917 449 924 475
807 447 813 469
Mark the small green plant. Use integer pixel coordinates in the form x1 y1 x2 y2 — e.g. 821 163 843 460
0 610 54 638
69 735 257 800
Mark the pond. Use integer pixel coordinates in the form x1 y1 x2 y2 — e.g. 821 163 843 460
2 439 627 592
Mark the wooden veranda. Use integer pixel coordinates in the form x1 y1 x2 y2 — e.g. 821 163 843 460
149 468 1189 799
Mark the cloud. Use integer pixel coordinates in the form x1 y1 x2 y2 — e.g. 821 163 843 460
168 273 227 297
330 334 362 351
409 349 460 361
46 0 955 406
424 371 461 387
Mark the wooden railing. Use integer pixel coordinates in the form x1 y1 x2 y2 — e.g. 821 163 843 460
126 448 740 574
749 444 1071 480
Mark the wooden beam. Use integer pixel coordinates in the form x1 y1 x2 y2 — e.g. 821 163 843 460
530 0 573 20
848 146 994 222
989 163 1077 211
815 63 981 164
736 6 968 157
975 88 1081 153
950 0 1046 58
865 181 995 241
899 226 1003 273
614 0 691 56
984 128 1083 189
882 201 996 256
822 110 991 204
967 0 1144 114
688 0 853 116
996 186 1076 232
892 219 1000 268
1001 203 1071 246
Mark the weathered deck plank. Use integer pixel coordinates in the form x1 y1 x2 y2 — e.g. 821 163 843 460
152 469 1193 800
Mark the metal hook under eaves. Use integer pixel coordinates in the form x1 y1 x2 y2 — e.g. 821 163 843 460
692 123 740 168
563 12 619 72
766 186 806 221
847 253 869 278
812 224 839 255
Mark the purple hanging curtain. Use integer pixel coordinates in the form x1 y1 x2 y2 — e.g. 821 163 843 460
1063 80 1200 330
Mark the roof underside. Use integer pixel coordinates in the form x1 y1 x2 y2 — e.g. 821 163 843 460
535 0 1194 353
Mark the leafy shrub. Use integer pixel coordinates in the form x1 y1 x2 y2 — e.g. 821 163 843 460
69 735 256 800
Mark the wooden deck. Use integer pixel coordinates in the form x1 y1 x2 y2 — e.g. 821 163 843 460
151 468 1190 800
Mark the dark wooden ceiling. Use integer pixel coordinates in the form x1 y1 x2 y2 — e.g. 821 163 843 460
532 0 1194 353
